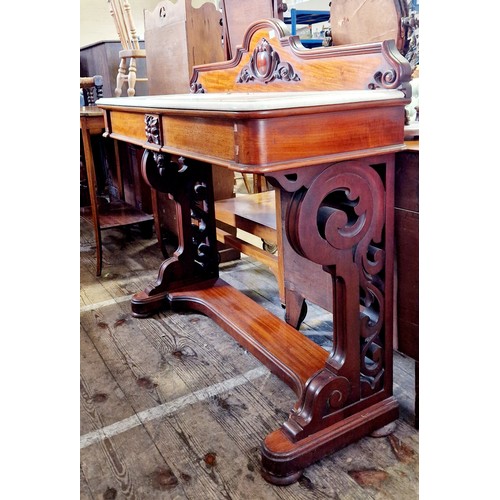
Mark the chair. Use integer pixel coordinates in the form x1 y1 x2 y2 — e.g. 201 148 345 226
80 76 156 276
107 0 147 97
80 75 104 105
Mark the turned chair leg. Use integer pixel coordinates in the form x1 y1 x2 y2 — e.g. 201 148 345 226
115 57 127 97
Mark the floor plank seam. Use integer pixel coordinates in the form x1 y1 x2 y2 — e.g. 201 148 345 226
80 366 270 449
80 294 134 312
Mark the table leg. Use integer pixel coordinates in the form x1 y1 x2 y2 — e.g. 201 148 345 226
130 150 219 317
261 155 398 484
80 119 103 277
131 150 398 485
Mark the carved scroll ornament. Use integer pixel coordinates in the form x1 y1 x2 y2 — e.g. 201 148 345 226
237 38 300 84
280 160 388 438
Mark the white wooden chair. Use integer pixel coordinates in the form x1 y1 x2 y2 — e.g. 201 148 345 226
108 0 148 96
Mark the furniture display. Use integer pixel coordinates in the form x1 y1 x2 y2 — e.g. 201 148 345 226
330 0 409 53
220 0 287 59
80 40 148 98
283 8 330 48
80 76 156 276
107 0 148 96
97 18 411 484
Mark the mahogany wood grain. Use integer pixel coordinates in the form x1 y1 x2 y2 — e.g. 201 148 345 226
168 278 328 397
97 18 411 485
191 20 411 95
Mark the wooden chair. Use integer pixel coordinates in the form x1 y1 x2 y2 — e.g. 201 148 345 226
80 75 104 105
107 0 147 96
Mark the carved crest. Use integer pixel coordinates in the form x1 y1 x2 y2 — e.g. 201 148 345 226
237 38 300 84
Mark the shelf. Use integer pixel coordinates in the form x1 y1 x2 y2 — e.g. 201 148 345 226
215 191 277 241
284 9 330 28
80 199 154 230
300 39 325 48
283 8 330 48
168 278 329 395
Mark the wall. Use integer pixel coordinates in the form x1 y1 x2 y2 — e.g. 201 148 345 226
80 0 330 48
285 0 330 10
81 0 159 47
80 0 218 47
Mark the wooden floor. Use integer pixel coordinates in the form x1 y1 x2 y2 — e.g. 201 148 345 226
80 219 419 499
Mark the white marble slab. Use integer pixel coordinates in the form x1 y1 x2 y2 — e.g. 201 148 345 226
97 89 405 112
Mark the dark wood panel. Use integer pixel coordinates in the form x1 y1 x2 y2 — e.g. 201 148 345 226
395 149 419 212
80 40 148 98
394 148 418 361
395 208 419 360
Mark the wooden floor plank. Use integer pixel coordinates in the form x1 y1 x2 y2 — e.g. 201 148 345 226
80 215 418 498
81 425 186 499
80 219 171 308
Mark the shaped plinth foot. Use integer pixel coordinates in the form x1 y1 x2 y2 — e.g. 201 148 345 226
261 397 399 485
131 290 170 317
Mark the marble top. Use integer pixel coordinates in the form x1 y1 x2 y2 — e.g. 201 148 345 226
96 89 405 112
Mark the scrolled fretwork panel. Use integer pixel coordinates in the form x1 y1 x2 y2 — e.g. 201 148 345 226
130 149 219 316
270 157 394 440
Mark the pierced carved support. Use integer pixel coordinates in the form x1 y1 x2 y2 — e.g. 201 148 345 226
268 157 393 441
131 150 219 317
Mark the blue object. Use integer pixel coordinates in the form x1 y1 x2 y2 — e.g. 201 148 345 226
283 8 330 48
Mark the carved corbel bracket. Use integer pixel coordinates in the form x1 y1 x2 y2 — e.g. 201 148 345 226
284 369 351 441
368 40 413 97
266 164 329 193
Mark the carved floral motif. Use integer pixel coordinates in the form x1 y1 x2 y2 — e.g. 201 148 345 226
237 38 300 84
145 114 161 145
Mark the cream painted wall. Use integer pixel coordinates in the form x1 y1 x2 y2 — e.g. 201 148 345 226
80 1 330 47
80 0 219 47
